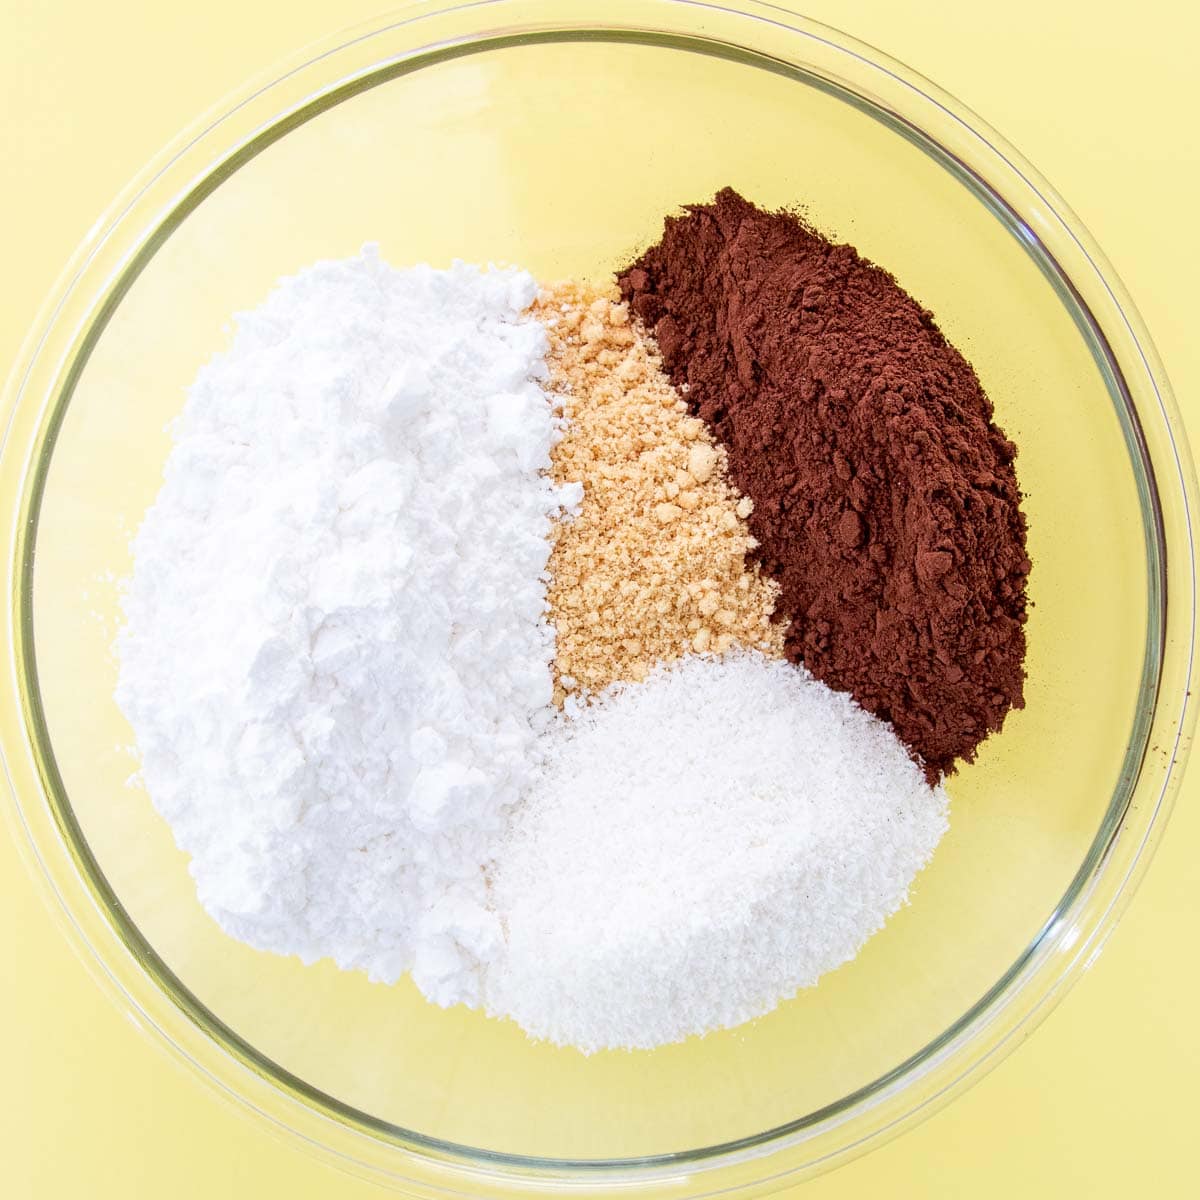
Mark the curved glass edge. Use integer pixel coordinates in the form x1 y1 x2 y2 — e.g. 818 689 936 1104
1 2 1196 1195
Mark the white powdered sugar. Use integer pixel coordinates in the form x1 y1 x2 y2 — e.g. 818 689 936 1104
485 651 948 1053
116 250 578 1005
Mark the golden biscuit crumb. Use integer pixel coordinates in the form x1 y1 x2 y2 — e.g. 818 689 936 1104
536 281 784 697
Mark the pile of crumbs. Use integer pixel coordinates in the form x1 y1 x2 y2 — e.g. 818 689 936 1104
536 280 783 702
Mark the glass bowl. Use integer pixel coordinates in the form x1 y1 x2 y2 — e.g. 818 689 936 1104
2 2 1196 1194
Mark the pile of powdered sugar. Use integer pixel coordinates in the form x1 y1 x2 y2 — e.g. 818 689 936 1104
484 651 948 1052
115 250 579 1005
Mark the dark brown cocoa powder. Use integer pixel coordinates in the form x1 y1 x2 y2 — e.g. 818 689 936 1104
619 188 1029 777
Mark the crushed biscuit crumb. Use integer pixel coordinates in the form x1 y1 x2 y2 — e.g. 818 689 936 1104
536 280 784 697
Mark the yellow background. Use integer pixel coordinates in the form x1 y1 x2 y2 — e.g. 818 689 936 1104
2 0 1197 1195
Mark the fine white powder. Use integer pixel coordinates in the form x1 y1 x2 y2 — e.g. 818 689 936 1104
116 250 579 1005
485 651 948 1053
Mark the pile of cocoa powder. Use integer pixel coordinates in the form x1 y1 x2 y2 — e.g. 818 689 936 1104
619 188 1029 777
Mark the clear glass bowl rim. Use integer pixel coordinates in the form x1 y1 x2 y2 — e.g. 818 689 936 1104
1 2 1196 1195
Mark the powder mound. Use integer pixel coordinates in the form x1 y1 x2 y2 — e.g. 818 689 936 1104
485 651 948 1053
116 250 573 1005
536 280 782 699
619 189 1030 777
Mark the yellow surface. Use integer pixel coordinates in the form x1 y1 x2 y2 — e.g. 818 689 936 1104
2 0 1197 1195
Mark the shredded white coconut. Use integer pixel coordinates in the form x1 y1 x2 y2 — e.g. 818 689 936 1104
485 651 948 1052
115 250 576 1005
